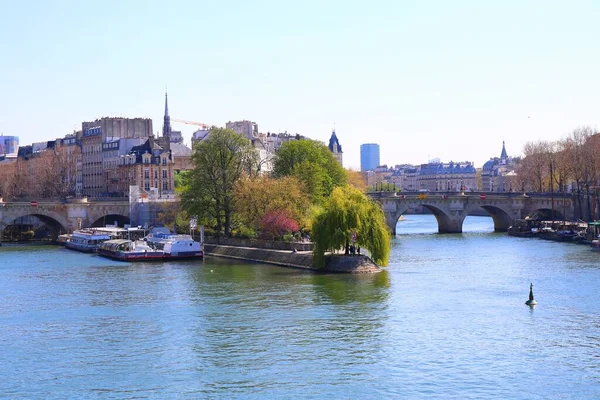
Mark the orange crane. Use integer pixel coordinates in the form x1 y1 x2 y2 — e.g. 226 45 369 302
172 118 209 129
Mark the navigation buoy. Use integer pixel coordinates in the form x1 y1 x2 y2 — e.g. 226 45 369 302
525 283 538 306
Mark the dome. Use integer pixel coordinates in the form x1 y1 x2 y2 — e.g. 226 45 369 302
482 159 497 171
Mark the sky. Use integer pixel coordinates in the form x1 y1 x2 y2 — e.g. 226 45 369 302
1 0 599 170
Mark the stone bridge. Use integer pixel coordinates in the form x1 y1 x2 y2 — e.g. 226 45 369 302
0 199 131 239
368 191 575 234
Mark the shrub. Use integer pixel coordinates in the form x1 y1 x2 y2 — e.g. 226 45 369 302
20 230 35 241
234 226 257 239
260 210 299 240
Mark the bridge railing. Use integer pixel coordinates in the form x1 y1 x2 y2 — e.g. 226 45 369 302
367 191 574 199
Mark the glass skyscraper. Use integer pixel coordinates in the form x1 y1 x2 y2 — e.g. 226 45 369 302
0 135 19 155
360 143 380 171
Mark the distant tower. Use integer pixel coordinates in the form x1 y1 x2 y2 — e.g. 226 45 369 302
360 143 380 172
162 91 172 138
328 129 343 165
500 141 508 159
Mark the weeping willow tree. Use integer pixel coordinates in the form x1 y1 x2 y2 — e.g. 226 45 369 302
312 185 391 268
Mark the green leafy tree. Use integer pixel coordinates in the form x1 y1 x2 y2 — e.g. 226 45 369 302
180 127 259 237
273 140 347 204
234 175 309 232
312 185 390 268
174 170 189 191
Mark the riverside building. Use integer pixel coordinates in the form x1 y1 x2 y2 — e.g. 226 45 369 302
481 141 519 192
418 161 477 192
81 117 153 197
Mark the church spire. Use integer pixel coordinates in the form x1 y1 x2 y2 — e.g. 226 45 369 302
500 141 508 159
162 90 172 137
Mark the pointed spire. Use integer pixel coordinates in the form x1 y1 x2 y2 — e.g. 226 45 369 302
328 128 342 153
162 89 172 137
164 90 169 116
500 141 508 159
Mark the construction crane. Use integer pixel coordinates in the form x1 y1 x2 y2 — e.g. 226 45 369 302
172 118 209 129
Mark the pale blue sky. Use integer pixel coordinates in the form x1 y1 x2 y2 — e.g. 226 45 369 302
1 0 599 169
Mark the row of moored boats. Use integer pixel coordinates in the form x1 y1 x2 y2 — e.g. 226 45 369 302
59 226 203 261
508 219 600 252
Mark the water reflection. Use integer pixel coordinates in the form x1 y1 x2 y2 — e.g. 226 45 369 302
310 270 390 305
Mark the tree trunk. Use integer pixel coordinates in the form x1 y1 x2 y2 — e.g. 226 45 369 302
224 210 231 237
215 199 222 237
576 182 583 220
586 185 592 221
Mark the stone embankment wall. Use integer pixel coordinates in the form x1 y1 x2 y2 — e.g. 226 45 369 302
203 244 381 274
204 244 314 269
203 237 314 252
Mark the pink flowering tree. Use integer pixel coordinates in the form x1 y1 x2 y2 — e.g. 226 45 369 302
260 210 299 240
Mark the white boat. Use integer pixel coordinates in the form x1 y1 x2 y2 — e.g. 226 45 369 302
56 234 72 245
143 227 180 249
65 229 113 253
98 236 203 262
65 226 146 253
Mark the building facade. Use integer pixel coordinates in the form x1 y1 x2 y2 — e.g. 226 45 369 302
418 161 477 192
389 165 419 192
481 142 518 192
360 143 380 172
56 134 82 197
3 136 81 200
80 117 153 197
170 142 193 173
113 138 175 198
0 135 19 156
226 120 258 140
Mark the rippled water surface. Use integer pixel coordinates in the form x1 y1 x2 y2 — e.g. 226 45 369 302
1 215 599 399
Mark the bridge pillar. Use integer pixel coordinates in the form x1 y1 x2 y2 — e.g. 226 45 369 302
385 213 399 235
437 217 464 234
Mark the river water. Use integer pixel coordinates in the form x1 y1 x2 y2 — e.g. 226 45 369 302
1 215 599 399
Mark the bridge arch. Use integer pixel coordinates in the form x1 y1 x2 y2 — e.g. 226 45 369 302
388 204 470 234
421 204 463 233
1 212 69 241
524 208 564 222
465 204 514 232
90 214 131 228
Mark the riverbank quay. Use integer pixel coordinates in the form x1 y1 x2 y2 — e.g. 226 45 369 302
203 243 381 273
508 219 595 246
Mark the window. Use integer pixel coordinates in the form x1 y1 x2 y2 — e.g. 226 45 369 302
144 169 150 179
154 170 158 179
144 182 150 191
163 181 168 190
162 170 167 179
